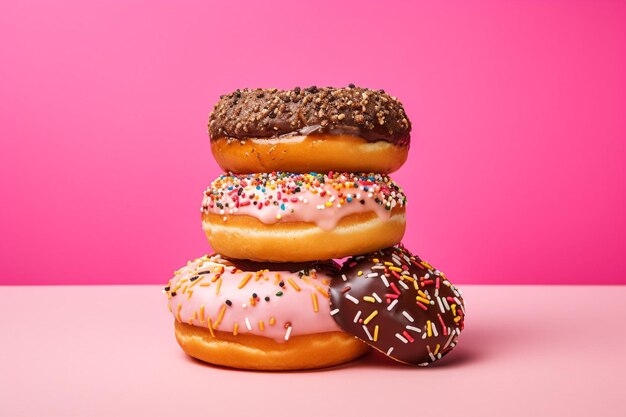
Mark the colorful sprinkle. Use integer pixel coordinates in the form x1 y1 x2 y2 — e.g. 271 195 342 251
202 172 407 221
363 310 379 325
287 278 301 291
311 292 319 313
284 325 292 341
238 273 253 289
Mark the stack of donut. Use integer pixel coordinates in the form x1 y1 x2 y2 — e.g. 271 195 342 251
164 86 465 370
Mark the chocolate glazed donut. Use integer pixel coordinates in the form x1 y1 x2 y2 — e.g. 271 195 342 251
208 86 411 174
329 245 465 366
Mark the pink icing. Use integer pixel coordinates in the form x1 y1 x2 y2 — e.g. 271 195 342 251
165 255 342 342
201 172 406 231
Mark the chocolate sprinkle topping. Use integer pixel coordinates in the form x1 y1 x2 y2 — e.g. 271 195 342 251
330 245 465 366
208 86 411 145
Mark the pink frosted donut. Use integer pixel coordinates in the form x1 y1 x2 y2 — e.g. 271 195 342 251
201 172 407 262
164 254 369 370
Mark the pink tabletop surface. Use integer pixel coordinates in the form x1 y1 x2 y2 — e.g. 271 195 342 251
1 285 625 417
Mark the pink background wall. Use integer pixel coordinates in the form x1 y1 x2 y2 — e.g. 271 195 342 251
1 0 625 285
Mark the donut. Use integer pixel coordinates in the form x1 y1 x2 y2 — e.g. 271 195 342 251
201 172 407 262
164 254 369 370
328 245 465 366
208 86 411 174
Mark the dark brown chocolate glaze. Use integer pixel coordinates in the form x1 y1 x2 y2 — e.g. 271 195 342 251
223 256 340 276
208 86 411 146
330 245 465 366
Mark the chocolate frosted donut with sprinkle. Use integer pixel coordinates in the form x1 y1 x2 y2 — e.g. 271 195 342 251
208 86 411 174
329 245 465 365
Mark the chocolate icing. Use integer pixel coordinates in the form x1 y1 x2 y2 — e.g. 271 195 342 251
208 86 411 146
222 256 340 276
330 245 465 365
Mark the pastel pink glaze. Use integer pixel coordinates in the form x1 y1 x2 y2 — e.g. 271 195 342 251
201 173 406 230
204 186 394 230
165 255 342 342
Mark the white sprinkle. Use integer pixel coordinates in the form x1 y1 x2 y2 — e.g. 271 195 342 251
345 293 359 304
284 326 292 341
372 292 382 303
387 299 398 311
424 273 430 280
429 352 436 362
353 310 362 323
380 275 390 287
422 332 427 339
398 280 409 290
395 333 409 343
341 274 348 281
367 272 378 278
456 327 462 336
437 353 442 359
418 362 429 367
454 297 462 306
431 322 439 337
406 325 422 333
437 297 445 313
362 325 373 341
402 311 414 322
442 297 450 311
386 347 394 356
391 256 402 266
330 308 340 316
244 317 252 330
444 332 456 349
371 265 385 270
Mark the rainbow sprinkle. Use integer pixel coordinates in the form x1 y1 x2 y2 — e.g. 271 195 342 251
201 172 406 219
